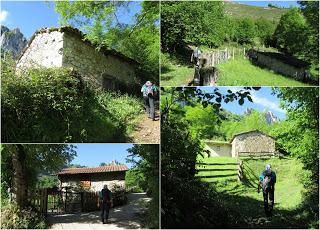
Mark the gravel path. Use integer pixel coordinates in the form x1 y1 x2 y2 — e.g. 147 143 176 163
129 109 160 144
47 193 150 230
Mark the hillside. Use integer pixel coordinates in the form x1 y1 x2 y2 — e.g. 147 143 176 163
196 156 310 228
224 2 288 22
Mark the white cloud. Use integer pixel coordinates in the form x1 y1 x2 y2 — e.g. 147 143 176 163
0 10 9 23
251 94 286 114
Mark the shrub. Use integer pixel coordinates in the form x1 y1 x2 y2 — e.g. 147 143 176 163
1 203 46 229
1 65 143 142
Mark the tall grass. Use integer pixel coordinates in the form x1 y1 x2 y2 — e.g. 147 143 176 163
216 58 309 86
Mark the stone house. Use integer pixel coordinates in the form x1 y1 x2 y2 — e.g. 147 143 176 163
205 130 276 158
16 26 139 92
57 164 128 192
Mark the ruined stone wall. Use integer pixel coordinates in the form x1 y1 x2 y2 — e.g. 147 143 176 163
247 50 308 81
62 32 137 89
256 53 305 80
231 131 275 157
16 31 64 70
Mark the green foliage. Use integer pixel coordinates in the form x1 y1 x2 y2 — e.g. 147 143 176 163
37 175 59 189
1 144 76 191
272 87 319 184
1 58 143 142
255 17 276 44
161 1 226 50
97 92 143 135
182 104 222 139
273 8 307 55
54 1 159 80
1 203 46 229
234 17 256 45
125 169 145 192
127 145 159 228
196 156 315 228
219 110 274 140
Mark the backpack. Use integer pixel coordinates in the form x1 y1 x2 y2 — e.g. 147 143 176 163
262 171 272 191
147 85 153 96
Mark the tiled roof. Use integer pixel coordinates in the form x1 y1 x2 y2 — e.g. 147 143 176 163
57 165 128 175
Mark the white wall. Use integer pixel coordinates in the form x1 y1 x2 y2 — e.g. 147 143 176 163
17 31 64 71
205 143 232 157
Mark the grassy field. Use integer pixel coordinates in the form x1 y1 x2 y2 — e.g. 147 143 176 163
196 156 311 228
224 2 288 22
161 64 194 86
216 58 309 86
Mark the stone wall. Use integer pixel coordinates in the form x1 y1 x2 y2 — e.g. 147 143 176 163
248 49 309 81
16 31 64 70
231 131 275 157
62 32 137 90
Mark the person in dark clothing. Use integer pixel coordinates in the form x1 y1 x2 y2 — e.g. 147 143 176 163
258 164 277 217
98 185 113 224
141 81 158 121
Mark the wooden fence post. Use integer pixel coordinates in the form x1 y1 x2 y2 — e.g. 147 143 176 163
243 48 246 58
232 49 235 60
238 159 243 181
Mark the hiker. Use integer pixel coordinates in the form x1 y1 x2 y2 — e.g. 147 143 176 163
98 185 113 224
191 46 202 66
141 81 158 121
258 164 277 217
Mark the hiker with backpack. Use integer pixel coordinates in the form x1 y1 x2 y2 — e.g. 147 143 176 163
258 164 277 217
98 185 113 224
141 81 158 121
191 46 202 67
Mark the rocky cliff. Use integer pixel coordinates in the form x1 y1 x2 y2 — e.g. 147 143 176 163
0 25 27 58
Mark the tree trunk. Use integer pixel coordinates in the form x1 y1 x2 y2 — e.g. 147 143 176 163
12 144 28 208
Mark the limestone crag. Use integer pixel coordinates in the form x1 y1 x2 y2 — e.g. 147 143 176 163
0 25 28 58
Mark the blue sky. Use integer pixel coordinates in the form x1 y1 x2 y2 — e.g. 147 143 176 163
1 1 141 38
200 87 286 120
235 1 299 8
69 144 136 169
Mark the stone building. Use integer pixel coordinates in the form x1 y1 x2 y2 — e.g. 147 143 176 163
204 130 276 158
16 26 139 92
247 49 310 81
230 130 275 158
57 164 128 192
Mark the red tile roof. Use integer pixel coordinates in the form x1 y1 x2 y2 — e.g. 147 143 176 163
57 165 128 175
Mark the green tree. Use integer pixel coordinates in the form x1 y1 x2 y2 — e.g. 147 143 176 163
297 1 319 64
161 1 226 51
54 1 159 81
234 17 257 45
255 17 276 45
1 144 76 208
273 8 308 57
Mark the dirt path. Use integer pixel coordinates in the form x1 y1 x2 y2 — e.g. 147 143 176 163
129 109 160 144
47 193 151 230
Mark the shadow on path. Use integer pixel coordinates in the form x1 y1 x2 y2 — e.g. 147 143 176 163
47 193 150 229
